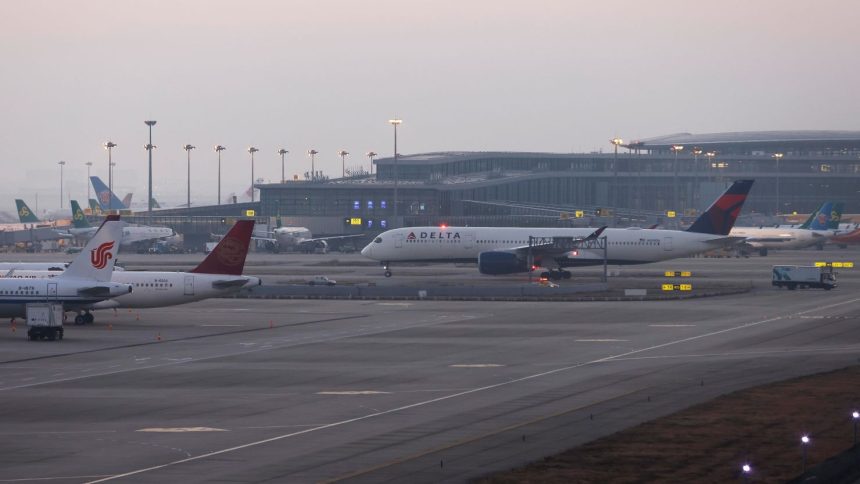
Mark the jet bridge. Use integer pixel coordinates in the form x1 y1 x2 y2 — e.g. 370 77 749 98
526 235 608 283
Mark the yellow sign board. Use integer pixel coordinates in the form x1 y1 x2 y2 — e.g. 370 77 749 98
664 271 692 277
662 283 693 291
245 209 256 217
350 217 362 226
559 212 570 220
575 210 584 218
667 211 676 218
815 261 854 268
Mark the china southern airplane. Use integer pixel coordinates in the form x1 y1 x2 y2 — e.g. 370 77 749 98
362 180 754 279
2 220 261 324
0 217 131 338
729 201 840 256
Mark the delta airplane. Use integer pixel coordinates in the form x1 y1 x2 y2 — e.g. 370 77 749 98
66 200 174 246
2 220 260 324
362 180 754 279
0 217 130 331
729 201 839 256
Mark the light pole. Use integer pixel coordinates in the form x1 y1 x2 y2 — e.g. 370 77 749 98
610 137 623 211
183 144 195 208
145 120 157 217
366 151 377 175
278 148 289 183
772 153 784 216
214 145 226 205
389 118 402 228
57 161 66 210
308 149 318 180
670 145 684 212
103 141 117 211
705 151 716 186
85 161 93 204
338 150 349 178
741 464 751 484
692 148 703 210
801 435 811 472
247 147 259 202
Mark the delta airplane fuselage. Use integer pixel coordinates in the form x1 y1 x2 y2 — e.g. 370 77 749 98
0 270 260 309
362 226 730 267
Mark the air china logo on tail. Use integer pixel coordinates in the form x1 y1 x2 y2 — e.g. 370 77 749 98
90 241 115 269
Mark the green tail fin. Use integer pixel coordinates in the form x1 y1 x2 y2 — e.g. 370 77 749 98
15 199 40 223
70 200 91 228
88 199 102 215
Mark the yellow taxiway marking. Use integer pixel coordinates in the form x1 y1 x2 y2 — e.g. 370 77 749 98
316 391 390 395
136 427 227 433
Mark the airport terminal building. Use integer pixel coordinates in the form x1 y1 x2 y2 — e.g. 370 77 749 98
254 130 860 234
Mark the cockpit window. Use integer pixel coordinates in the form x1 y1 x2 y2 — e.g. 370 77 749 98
374 237 383 243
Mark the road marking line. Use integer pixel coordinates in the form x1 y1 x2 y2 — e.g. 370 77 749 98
136 427 227 433
86 296 860 483
449 364 504 368
649 324 695 327
0 476 113 482
199 324 244 327
576 339 628 342
316 391 390 395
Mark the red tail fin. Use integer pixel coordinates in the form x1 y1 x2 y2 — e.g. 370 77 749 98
190 220 254 275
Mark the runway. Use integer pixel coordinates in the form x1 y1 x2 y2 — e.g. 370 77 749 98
1 249 859 483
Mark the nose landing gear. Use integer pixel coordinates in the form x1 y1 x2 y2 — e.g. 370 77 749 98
382 262 392 278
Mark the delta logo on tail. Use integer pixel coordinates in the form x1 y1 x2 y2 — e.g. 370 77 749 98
407 232 417 240
686 180 755 235
90 241 115 269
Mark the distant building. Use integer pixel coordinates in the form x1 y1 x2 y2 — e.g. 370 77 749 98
245 130 860 232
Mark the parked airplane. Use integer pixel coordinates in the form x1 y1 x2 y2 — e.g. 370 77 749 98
362 180 754 278
90 176 129 211
730 201 839 256
66 200 174 247
15 199 40 223
256 220 362 253
0 217 130 335
2 220 260 324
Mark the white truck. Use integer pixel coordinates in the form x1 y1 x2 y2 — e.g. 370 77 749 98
772 265 836 290
26 303 65 341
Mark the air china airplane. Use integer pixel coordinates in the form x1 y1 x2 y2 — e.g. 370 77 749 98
66 200 174 246
362 180 754 279
2 220 261 324
0 218 130 332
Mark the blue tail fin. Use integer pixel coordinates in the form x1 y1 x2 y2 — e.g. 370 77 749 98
804 202 836 230
90 176 127 210
686 180 755 235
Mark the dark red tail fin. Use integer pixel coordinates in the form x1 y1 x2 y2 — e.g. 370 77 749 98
190 220 254 275
686 180 754 235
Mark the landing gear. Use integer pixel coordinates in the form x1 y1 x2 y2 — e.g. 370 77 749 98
540 270 571 281
382 262 392 278
74 311 95 325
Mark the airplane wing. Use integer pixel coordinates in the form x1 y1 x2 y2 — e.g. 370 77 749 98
507 226 607 257
301 234 365 244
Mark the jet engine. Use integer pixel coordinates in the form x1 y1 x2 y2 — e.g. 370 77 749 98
478 251 528 275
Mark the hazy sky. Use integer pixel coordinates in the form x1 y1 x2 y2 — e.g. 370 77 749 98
2 0 858 211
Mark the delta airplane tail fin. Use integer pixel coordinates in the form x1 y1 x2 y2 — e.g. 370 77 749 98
686 180 755 235
90 176 128 210
15 199 40 223
60 215 122 282
190 220 255 275
70 200 92 229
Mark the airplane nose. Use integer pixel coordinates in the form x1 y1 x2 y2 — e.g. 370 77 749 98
361 244 372 257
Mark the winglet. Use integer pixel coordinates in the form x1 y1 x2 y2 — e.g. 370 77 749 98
686 180 754 235
60 218 123 281
190 220 255 275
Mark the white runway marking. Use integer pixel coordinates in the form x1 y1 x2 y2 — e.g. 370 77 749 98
136 427 227 433
449 364 504 368
199 324 244 327
86 296 860 483
576 339 629 342
649 324 695 327
0 476 112 482
316 391 390 395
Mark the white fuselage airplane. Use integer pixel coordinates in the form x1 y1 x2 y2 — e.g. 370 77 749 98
1 220 260 324
362 180 755 278
66 224 174 247
0 219 131 319
257 226 361 252
728 226 831 251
